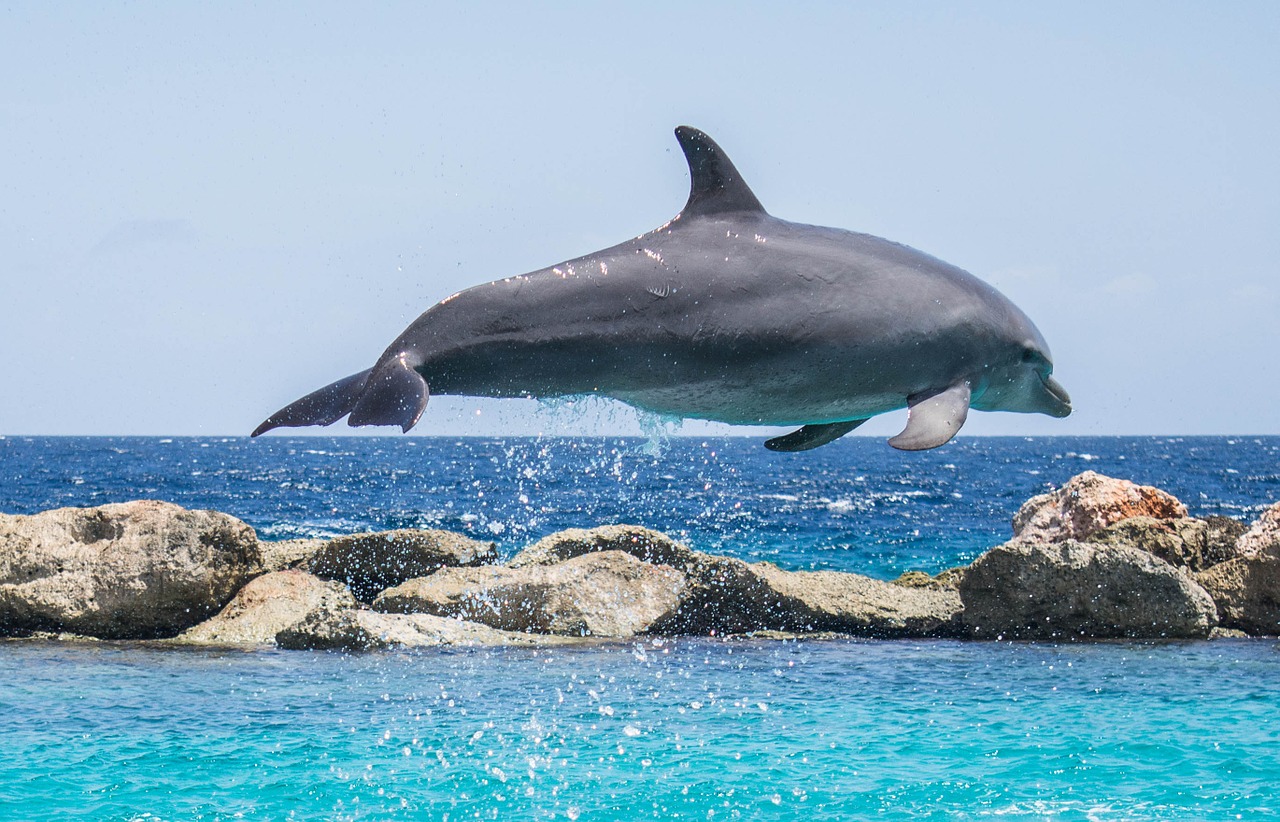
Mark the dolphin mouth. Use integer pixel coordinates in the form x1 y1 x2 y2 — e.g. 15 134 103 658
1039 374 1072 417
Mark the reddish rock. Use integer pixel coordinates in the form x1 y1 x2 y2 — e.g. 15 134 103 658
1012 471 1187 543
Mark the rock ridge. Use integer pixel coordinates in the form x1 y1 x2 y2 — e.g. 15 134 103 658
1 473 1275 649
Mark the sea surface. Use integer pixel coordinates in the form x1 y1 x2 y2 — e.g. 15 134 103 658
1 435 1278 820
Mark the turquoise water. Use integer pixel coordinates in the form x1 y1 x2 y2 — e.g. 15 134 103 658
3 638 1276 820
2 436 1280 818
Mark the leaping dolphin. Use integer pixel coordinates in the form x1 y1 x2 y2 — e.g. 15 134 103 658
253 126 1070 451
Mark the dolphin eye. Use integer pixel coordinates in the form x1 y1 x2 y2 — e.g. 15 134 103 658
1021 347 1042 365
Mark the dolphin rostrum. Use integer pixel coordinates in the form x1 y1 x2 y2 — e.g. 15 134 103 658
253 126 1070 451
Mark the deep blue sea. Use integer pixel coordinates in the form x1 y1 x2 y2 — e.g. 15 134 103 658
2 435 1279 820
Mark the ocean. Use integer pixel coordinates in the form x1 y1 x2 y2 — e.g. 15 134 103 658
1 435 1278 819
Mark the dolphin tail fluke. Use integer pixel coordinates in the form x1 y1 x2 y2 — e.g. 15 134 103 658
347 353 429 432
251 368 373 437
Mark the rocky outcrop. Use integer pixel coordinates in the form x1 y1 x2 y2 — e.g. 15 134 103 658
502 526 961 637
1084 515 1245 572
892 568 966 590
749 565 962 637
301 529 497 601
177 570 356 646
0 501 261 639
258 538 327 572
1012 471 1187 543
276 608 580 651
960 539 1217 639
1195 559 1280 635
1236 502 1280 559
375 551 687 637
3 476 1273 647
1194 505 1280 636
510 525 697 569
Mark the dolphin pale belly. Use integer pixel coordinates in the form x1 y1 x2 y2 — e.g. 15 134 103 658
253 127 1070 451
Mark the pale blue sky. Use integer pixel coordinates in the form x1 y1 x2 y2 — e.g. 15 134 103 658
3 2 1277 437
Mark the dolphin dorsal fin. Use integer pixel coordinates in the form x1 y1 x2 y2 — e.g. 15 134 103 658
674 126 766 217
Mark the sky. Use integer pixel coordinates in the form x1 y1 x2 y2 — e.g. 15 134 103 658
3 2 1278 438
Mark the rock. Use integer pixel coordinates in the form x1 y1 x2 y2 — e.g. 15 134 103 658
275 608 578 651
960 539 1217 639
177 570 356 646
376 551 687 637
1012 471 1187 543
507 526 767 634
1192 503 1280 635
258 538 327 572
509 526 962 637
1237 502 1280 559
301 529 496 601
1196 556 1280 636
749 565 962 637
651 554 785 634
892 567 967 591
1085 516 1246 572
1209 627 1249 639
510 525 697 569
0 501 262 639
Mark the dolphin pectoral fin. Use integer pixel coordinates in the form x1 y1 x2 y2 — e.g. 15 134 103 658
347 354 429 432
888 381 971 451
252 368 373 437
764 419 867 452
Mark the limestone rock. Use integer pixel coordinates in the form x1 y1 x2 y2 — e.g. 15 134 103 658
301 529 496 601
275 608 576 651
1085 516 1246 572
0 501 262 639
1192 503 1280 635
1196 556 1280 635
376 551 686 637
508 525 961 637
1237 502 1280 560
1012 471 1187 544
960 539 1217 639
177 570 356 646
892 567 967 591
749 564 962 637
510 525 697 569
258 538 327 572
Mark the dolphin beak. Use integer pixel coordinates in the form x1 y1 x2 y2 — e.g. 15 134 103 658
1038 374 1072 417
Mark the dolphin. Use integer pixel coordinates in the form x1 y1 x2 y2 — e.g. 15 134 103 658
253 126 1070 451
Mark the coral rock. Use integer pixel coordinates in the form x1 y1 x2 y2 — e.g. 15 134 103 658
1012 471 1188 543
